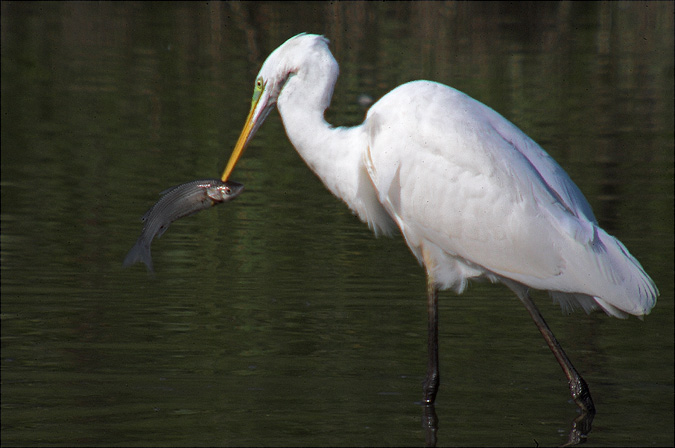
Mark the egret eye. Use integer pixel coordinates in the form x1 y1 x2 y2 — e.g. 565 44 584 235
251 77 265 107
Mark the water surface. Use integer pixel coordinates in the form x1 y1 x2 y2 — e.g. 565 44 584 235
2 2 673 446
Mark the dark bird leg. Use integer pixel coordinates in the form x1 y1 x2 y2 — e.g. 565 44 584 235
423 272 440 405
513 285 596 415
422 271 440 446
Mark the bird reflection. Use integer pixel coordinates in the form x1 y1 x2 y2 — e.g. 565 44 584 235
421 403 594 446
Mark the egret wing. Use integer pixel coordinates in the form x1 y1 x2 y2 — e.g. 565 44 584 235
365 81 657 315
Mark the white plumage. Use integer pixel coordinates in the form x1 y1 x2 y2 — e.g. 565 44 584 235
221 33 658 409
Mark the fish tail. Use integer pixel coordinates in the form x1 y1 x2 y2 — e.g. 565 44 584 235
123 238 155 273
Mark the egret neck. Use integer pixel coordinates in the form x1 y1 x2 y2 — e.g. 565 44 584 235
275 60 392 235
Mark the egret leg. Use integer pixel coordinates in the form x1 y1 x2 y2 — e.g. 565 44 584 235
423 273 440 404
517 290 596 414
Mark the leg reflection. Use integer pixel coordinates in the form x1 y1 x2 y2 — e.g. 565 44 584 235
420 402 593 447
563 408 595 446
422 403 438 447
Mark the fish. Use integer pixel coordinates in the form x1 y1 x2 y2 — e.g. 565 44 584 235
123 178 244 272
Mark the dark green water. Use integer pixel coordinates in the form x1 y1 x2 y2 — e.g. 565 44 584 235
2 2 673 446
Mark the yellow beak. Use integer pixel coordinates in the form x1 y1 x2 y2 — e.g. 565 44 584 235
221 85 267 182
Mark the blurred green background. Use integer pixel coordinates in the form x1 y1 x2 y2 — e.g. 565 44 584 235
2 2 673 446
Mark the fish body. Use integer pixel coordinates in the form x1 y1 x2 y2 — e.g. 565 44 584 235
123 179 244 272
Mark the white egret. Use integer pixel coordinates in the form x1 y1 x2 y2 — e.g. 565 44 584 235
221 34 658 411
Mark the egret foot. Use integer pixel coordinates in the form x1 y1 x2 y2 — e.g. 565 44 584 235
569 375 595 415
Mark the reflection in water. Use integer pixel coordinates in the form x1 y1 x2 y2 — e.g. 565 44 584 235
563 409 594 447
421 397 594 447
423 404 439 447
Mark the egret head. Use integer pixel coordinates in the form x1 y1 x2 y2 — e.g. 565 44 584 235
221 33 334 181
